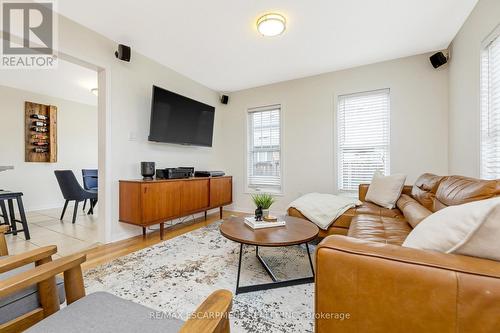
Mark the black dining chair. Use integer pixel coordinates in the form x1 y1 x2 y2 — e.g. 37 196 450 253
54 170 97 224
81 169 98 212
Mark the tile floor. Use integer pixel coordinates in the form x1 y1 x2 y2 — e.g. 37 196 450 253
4 203 101 257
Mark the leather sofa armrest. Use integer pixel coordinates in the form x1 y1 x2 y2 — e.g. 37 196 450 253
315 236 500 332
358 184 413 201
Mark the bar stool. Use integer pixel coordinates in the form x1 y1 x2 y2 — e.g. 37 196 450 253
0 190 30 240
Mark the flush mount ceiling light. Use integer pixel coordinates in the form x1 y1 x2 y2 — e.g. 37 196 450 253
257 13 286 37
91 88 98 96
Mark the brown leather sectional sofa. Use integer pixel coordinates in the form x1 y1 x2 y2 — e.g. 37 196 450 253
290 174 500 332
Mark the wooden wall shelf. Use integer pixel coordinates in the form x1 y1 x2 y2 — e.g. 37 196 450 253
24 101 57 163
119 176 233 239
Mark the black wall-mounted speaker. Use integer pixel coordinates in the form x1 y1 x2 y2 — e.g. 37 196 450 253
430 51 448 69
115 44 131 62
220 95 229 105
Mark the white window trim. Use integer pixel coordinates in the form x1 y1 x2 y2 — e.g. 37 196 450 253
480 24 500 179
335 88 391 192
245 104 284 195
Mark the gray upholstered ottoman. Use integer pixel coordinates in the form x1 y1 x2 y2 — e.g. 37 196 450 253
26 292 184 333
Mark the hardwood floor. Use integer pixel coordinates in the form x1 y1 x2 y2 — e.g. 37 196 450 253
80 210 246 271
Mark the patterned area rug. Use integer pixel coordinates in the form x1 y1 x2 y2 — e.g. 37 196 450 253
84 220 315 332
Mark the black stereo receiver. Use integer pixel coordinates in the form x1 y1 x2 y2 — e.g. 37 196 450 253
156 168 191 179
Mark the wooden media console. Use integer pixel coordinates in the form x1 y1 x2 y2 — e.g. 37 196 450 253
119 176 232 239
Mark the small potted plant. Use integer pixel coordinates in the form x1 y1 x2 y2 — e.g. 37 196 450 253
251 193 275 221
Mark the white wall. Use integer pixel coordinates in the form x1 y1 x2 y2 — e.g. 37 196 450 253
219 53 449 213
25 13 452 241
0 85 98 211
448 0 500 176
53 16 222 241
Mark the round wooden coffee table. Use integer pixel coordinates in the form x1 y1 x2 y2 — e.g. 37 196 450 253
220 215 319 294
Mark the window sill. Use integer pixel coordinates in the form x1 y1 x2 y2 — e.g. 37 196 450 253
337 190 359 198
245 189 284 196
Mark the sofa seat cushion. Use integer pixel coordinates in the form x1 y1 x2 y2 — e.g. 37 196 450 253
0 263 65 324
26 292 184 333
354 202 403 219
347 214 412 245
334 208 355 228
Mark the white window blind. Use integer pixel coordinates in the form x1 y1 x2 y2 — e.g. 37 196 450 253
481 30 500 180
247 105 281 191
337 89 390 191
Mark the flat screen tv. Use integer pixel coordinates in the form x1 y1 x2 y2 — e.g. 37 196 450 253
148 85 215 147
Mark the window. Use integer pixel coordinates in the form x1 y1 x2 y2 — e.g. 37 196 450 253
247 105 281 192
481 29 500 179
337 89 390 191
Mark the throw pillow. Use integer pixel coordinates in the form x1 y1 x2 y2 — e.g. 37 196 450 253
402 197 500 261
365 172 407 209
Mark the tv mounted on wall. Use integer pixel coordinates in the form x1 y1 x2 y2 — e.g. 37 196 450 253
148 85 215 147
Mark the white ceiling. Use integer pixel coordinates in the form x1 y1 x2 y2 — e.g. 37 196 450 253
0 59 97 105
58 0 477 92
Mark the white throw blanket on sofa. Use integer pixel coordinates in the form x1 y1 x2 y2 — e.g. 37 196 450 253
288 193 362 230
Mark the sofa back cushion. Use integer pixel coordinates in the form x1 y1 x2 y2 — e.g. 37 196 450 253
396 194 432 228
434 176 500 210
411 173 444 211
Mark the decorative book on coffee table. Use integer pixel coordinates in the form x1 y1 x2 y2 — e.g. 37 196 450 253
244 216 286 229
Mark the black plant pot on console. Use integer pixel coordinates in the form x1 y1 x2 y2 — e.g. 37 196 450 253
141 162 155 180
255 207 263 221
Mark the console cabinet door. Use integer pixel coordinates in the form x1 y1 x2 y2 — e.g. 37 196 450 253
141 182 181 224
181 179 209 213
210 177 232 207
119 182 141 224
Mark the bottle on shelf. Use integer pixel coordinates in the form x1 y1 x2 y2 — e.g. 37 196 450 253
32 141 49 146
31 134 48 140
30 114 48 120
32 121 47 127
33 147 49 153
31 126 48 132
